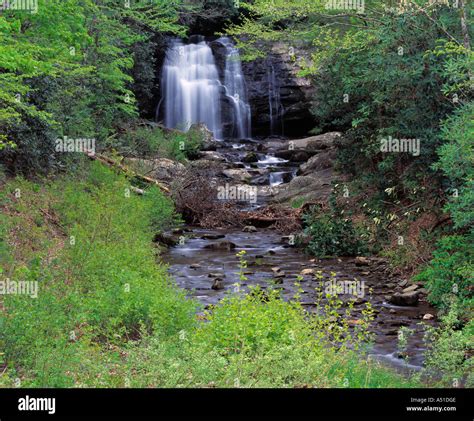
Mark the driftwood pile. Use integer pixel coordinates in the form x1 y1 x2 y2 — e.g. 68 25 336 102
87 152 304 233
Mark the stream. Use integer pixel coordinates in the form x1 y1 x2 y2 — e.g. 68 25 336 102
157 36 437 375
162 139 437 374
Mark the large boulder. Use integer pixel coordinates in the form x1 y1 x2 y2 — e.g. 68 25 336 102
154 232 180 247
198 151 227 162
389 291 419 306
123 158 185 183
222 169 252 182
298 149 336 175
274 132 341 162
272 168 336 204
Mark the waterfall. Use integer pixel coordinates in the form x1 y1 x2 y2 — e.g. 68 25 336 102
159 37 251 140
269 172 285 186
217 37 252 139
161 38 222 139
267 62 284 135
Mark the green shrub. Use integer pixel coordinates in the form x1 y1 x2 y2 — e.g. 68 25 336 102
113 125 204 162
0 161 197 386
414 103 474 313
421 299 473 387
303 209 367 257
414 234 473 311
193 286 312 355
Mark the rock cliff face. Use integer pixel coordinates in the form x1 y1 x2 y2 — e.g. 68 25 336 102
241 43 315 138
155 38 315 139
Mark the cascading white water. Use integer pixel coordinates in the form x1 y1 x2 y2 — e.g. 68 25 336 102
267 62 284 135
161 38 223 139
160 37 251 140
269 172 285 186
217 37 251 139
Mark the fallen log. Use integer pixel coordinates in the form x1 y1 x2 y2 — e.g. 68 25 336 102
86 152 170 194
241 216 281 228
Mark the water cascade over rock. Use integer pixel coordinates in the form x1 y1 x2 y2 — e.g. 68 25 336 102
161 38 223 139
159 37 251 140
217 37 252 139
267 61 284 135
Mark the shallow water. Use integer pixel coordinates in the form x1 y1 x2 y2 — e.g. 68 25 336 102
163 226 436 373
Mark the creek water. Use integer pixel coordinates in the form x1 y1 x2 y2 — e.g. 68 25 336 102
162 141 436 374
158 37 436 375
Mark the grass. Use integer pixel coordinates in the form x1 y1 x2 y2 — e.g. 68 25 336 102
0 160 422 388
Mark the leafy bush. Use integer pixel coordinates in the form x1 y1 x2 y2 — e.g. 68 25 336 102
415 234 473 311
415 104 473 313
434 103 474 231
193 287 312 355
303 200 368 257
421 299 473 387
0 161 197 386
113 125 204 162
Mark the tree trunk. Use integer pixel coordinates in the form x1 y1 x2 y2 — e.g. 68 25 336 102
459 0 471 50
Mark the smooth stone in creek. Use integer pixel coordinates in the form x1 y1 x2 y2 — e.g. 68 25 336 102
389 291 419 306
204 241 236 251
211 278 225 290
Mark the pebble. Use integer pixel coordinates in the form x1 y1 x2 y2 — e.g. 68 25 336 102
402 284 419 294
355 256 370 266
208 272 225 278
211 278 224 290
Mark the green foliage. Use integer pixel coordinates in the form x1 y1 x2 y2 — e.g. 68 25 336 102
415 104 473 313
122 284 415 388
434 103 474 230
0 161 196 386
415 234 473 311
194 286 311 355
113 125 204 161
421 299 473 387
315 12 471 190
0 0 185 175
304 193 368 257
304 212 367 257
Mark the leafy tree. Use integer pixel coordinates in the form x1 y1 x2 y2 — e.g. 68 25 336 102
0 0 185 175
